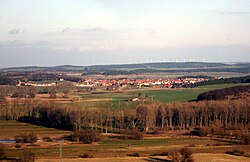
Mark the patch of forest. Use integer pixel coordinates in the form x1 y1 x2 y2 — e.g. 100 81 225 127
1 99 250 133
83 67 250 75
0 76 17 85
194 75 250 87
197 85 250 101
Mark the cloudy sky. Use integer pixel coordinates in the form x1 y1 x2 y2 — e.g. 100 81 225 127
0 0 250 68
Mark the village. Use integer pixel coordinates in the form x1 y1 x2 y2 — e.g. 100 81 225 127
16 77 209 89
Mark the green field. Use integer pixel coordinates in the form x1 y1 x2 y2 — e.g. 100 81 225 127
140 83 250 103
68 83 250 107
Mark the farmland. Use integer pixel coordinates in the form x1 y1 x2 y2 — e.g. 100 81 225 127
1 121 250 161
3 83 247 110
61 83 250 108
0 121 69 139
137 83 250 103
1 79 250 161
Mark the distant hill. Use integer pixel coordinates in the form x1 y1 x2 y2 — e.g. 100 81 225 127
1 62 250 74
1 65 87 72
87 62 228 70
2 66 45 72
46 65 86 71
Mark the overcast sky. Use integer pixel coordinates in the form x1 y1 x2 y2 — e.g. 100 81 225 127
0 0 250 68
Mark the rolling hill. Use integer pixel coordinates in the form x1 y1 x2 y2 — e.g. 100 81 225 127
1 62 250 75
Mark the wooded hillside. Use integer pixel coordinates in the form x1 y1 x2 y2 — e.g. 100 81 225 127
197 85 250 101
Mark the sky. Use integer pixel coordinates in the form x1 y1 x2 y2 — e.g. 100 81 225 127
0 0 250 68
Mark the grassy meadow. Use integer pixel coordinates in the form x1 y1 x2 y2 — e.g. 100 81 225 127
62 83 250 108
138 83 250 103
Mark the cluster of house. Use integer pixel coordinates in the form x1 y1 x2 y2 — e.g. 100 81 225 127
75 77 208 88
16 82 57 87
16 77 208 88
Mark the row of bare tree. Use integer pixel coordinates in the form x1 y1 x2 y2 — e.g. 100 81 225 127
0 98 250 132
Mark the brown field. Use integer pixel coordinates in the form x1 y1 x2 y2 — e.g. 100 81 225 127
0 120 70 139
1 121 250 161
36 154 250 162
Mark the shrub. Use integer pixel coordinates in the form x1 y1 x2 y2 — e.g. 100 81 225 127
119 130 129 140
20 151 35 162
79 153 93 158
15 132 38 143
169 150 182 162
15 143 22 148
42 137 53 142
128 152 140 157
69 130 101 144
11 92 21 98
0 144 6 160
241 133 250 144
179 147 194 162
130 129 143 140
225 149 245 156
169 147 194 162
159 151 169 156
152 129 160 134
151 151 169 156
29 91 36 98
210 121 224 135
49 90 57 99
120 129 143 140
198 126 211 136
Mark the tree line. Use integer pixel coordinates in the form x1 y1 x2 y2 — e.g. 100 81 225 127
0 98 249 135
194 75 250 87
